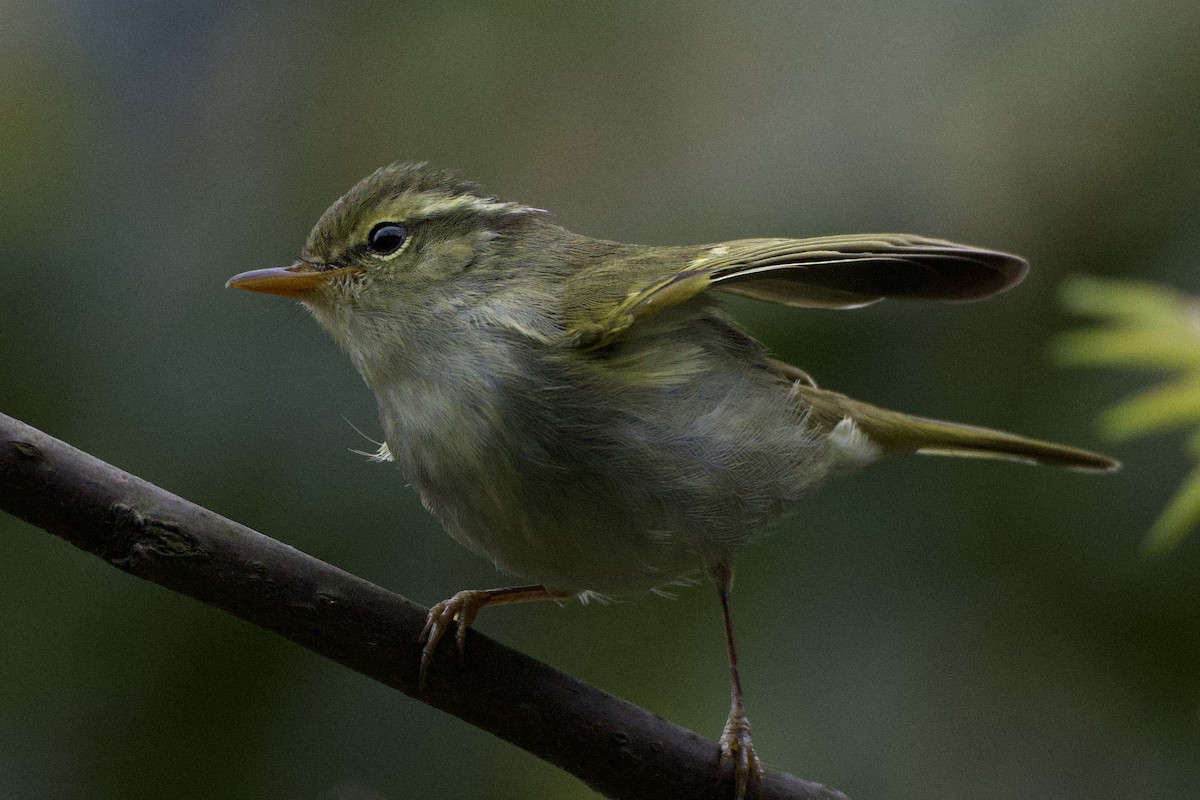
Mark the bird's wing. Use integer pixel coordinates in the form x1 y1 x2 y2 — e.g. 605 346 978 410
561 234 1028 349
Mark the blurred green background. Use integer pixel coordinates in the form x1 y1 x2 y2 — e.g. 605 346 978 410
2 1 1199 798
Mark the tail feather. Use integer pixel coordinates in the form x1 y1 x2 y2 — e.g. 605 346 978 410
901 420 1118 471
795 384 1119 473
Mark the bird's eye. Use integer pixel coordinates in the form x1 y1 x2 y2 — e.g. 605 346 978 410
367 222 408 256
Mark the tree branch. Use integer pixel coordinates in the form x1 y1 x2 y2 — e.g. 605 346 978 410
0 411 847 800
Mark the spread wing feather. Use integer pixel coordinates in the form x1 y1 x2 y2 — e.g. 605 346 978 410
562 234 1028 349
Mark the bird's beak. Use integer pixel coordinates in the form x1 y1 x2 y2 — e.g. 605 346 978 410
225 262 362 299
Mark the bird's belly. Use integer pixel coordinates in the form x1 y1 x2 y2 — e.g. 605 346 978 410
372 334 834 594
386 401 828 594
417 466 729 594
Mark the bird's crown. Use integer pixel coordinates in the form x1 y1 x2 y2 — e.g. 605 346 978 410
303 162 539 265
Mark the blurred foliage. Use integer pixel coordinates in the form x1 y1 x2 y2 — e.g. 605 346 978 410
1057 278 1200 553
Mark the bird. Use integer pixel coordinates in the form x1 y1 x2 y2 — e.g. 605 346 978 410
227 162 1117 799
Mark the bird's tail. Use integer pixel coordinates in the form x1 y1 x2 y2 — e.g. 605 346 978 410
794 384 1118 472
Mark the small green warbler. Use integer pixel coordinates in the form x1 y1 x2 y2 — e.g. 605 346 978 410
229 163 1116 798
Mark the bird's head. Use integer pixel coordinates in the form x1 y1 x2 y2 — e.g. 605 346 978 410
227 162 545 316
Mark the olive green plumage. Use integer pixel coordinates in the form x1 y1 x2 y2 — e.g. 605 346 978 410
228 162 1118 797
268 161 1115 593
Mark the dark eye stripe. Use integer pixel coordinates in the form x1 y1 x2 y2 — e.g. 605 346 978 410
367 222 408 255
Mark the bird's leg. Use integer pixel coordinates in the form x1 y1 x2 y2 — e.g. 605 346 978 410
419 584 575 690
713 562 763 800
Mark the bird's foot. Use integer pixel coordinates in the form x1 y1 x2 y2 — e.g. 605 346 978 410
719 710 763 800
418 585 572 691
419 589 490 690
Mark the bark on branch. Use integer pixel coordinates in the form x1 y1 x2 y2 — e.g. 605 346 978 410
0 411 847 800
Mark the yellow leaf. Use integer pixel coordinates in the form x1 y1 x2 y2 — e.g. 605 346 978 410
1144 465 1200 555
1059 276 1198 323
1052 327 1200 369
1100 378 1200 439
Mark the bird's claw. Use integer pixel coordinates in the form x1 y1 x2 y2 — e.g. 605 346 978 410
418 589 489 691
719 711 762 800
